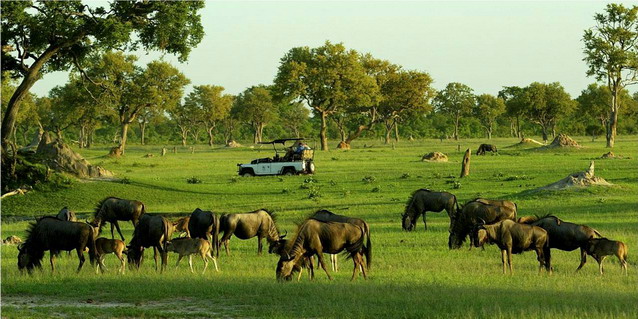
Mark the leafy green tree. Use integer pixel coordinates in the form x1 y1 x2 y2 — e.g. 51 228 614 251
576 83 612 131
277 101 310 138
184 85 233 147
1 1 205 149
233 86 278 144
274 41 377 150
498 86 527 138
583 4 638 147
523 82 576 142
168 102 199 146
434 82 475 140
473 94 506 139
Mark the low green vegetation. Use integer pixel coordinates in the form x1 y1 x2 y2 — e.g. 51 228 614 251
2 136 637 318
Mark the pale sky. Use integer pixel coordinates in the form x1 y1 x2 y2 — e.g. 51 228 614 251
30 1 636 98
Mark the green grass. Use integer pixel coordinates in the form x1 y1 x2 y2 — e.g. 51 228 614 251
2 136 637 318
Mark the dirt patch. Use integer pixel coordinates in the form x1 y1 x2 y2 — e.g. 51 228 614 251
510 138 544 148
538 134 581 150
421 152 448 162
537 161 612 190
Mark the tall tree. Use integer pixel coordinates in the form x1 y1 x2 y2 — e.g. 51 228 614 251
583 4 638 148
523 82 575 142
1 1 205 149
278 101 310 138
498 86 527 138
274 41 377 150
473 94 506 139
233 86 278 144
184 85 233 147
434 82 475 140
168 102 199 147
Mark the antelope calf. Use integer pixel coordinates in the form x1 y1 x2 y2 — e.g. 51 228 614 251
585 238 628 275
166 237 218 273
95 237 127 274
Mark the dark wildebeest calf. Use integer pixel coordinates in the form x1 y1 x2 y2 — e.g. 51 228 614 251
471 219 550 274
584 238 628 275
127 214 173 273
448 200 517 249
17 216 97 274
402 189 459 231
92 197 146 241
219 209 285 256
476 144 498 155
276 218 371 281
518 215 602 271
188 208 220 258
56 207 77 222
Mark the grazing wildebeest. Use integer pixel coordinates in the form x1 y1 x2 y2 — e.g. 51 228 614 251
95 238 127 274
584 238 628 275
401 189 459 231
127 214 173 272
219 209 285 256
17 216 97 274
476 144 498 155
92 197 146 241
271 238 315 281
166 237 219 273
188 208 220 258
470 198 517 216
56 207 77 222
518 215 602 271
471 219 550 274
276 218 371 281
308 210 372 271
173 216 190 238
448 201 517 249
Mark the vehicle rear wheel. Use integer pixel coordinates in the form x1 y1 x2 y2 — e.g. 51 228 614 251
283 170 294 176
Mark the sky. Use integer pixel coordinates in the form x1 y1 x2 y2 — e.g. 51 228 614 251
29 1 637 98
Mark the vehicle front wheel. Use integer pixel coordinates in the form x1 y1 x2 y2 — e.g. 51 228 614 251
241 169 254 177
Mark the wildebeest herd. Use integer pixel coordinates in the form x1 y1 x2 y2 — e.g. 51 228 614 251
17 191 628 280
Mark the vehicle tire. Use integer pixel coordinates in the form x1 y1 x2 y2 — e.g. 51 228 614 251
241 169 254 177
283 168 295 176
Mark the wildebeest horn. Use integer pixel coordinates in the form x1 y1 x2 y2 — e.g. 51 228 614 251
17 243 24 250
479 218 486 225
280 230 287 239
285 253 291 260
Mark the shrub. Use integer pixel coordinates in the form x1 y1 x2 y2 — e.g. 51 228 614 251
362 176 376 183
187 177 202 184
400 173 411 179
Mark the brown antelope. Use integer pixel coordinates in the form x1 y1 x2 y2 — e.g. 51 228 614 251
95 238 127 274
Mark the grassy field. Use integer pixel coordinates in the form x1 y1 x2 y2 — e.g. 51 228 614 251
1 136 637 318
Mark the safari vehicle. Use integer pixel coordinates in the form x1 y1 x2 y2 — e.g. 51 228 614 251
237 138 315 176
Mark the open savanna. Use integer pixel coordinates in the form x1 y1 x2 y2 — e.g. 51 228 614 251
1 136 637 318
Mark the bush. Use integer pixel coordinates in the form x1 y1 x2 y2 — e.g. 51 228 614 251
187 177 202 184
400 173 411 179
362 176 376 183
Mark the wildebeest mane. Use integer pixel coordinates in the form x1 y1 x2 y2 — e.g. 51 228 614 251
92 197 119 230
518 214 561 225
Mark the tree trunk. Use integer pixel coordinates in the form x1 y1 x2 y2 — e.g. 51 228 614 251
551 123 556 139
79 125 85 149
87 129 94 149
394 121 399 143
56 128 63 141
1 45 61 148
319 111 328 151
139 121 146 145
207 126 214 147
454 113 460 141
258 123 264 143
487 126 492 139
516 116 521 138
119 122 130 154
384 121 392 144
460 148 471 178
607 89 619 148
541 124 548 142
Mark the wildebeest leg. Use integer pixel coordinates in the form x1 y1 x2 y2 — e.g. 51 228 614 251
201 252 208 274
113 221 125 241
576 248 587 271
358 253 368 279
257 235 263 255
297 267 303 281
619 253 628 275
188 255 194 273
351 255 360 281
331 254 337 272
98 255 107 274
116 252 125 274
76 248 86 273
501 250 507 274
316 253 333 280
50 252 56 273
160 247 168 273
507 248 513 275
175 255 184 268
544 246 553 273
153 247 159 271
423 213 427 231
307 257 315 280
110 222 115 239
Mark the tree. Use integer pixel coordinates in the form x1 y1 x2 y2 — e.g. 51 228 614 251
473 94 506 139
233 86 278 144
523 82 576 142
434 82 475 140
1 1 205 149
583 4 638 148
274 41 377 150
184 85 233 147
168 102 199 146
278 101 310 138
498 86 527 138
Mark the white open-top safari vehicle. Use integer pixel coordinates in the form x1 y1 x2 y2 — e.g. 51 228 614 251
237 138 315 176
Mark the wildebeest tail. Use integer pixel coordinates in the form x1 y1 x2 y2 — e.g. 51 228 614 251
454 196 460 214
212 213 220 258
162 218 171 252
592 228 603 238
364 222 372 270
87 225 97 266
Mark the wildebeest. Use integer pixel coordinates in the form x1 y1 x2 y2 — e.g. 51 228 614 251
271 238 315 281
276 218 371 281
471 219 550 274
518 215 602 271
166 237 219 273
56 207 77 222
95 238 127 274
448 200 517 249
188 208 220 257
127 214 173 272
219 209 284 256
17 216 97 274
401 189 459 231
470 198 517 216
476 144 498 155
92 197 146 241
584 238 628 275
173 216 190 238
